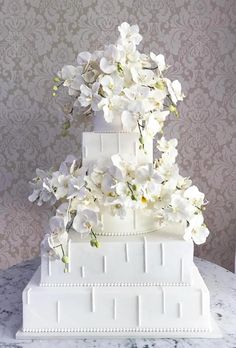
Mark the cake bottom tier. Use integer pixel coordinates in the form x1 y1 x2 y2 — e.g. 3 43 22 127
17 265 221 338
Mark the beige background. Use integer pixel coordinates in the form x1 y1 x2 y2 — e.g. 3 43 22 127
0 0 235 271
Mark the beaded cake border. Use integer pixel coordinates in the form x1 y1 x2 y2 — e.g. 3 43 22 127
96 229 156 236
22 327 210 333
39 281 191 287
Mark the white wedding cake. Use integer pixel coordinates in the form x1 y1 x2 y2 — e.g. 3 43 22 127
17 23 221 338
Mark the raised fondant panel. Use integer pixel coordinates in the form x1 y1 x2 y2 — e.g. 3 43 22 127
82 132 153 165
22 266 211 332
40 227 194 286
96 210 156 236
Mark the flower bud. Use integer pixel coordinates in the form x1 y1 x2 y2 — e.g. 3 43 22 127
90 239 100 248
155 81 165 90
169 105 176 113
53 76 61 82
52 85 58 91
62 255 69 264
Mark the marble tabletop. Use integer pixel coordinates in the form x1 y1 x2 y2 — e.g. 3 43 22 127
0 257 235 348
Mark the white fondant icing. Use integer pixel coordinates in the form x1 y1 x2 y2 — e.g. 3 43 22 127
180 258 183 282
26 288 31 305
82 132 153 165
93 111 124 132
48 258 51 277
80 266 85 278
125 243 129 262
57 300 60 323
68 239 71 273
160 242 165 266
22 266 212 333
113 298 117 320
95 209 157 236
103 256 107 273
40 229 193 286
143 237 147 273
91 287 95 313
161 287 165 314
177 302 182 318
137 295 141 326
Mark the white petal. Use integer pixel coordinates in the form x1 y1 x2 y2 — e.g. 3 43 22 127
77 51 91 65
121 110 137 131
100 57 116 74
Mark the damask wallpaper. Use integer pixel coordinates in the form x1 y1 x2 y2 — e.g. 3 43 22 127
0 0 235 271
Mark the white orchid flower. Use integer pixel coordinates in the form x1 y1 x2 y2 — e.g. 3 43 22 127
77 51 92 65
168 192 196 222
57 65 82 96
184 214 209 245
42 216 68 258
100 44 125 74
28 169 55 206
146 115 162 137
164 78 184 105
111 154 135 178
67 176 87 200
150 52 166 73
184 185 205 208
157 137 178 153
131 66 155 85
121 110 137 131
99 74 124 97
57 65 80 82
78 82 101 111
191 224 210 245
98 95 125 123
73 209 99 235
118 22 142 46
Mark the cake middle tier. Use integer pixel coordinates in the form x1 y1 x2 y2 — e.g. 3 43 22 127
82 132 153 165
40 225 194 286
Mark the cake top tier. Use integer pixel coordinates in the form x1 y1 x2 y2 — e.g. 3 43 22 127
55 22 184 135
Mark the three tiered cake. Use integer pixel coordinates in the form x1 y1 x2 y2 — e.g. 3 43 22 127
17 22 221 338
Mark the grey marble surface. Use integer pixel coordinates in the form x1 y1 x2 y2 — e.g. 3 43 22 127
0 257 235 348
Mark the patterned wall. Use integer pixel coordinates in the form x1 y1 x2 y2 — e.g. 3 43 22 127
0 0 235 271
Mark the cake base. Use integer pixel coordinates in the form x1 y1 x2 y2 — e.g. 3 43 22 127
16 317 221 339
16 264 222 339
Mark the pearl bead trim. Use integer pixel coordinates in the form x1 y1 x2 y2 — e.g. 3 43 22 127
96 229 157 236
22 327 210 333
40 281 190 287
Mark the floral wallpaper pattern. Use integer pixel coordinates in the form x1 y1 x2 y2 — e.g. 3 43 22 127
0 0 235 271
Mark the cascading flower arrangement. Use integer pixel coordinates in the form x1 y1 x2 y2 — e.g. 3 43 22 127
29 22 209 267
53 22 183 146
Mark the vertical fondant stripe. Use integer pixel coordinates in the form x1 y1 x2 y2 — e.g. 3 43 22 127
26 288 31 305
57 300 60 323
137 295 141 326
160 243 165 266
81 266 85 278
143 237 148 273
91 288 95 312
68 239 71 273
133 210 136 230
161 287 165 314
180 258 184 282
48 257 51 276
113 298 117 320
200 289 204 316
103 256 107 273
177 302 182 318
117 133 121 153
100 134 103 152
125 243 129 262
